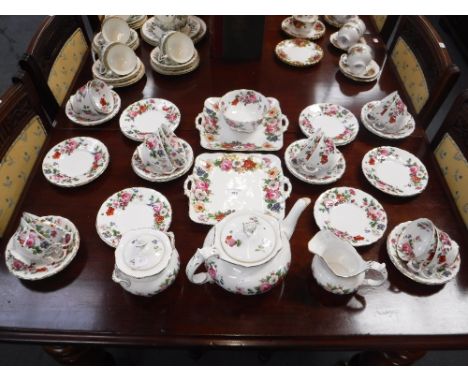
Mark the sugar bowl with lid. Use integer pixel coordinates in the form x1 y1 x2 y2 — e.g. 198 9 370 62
186 197 310 295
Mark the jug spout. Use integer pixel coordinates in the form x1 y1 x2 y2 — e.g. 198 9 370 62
282 197 311 240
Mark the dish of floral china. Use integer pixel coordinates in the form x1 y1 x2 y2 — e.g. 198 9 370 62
65 91 121 127
96 187 172 248
387 221 460 285
339 54 380 82
92 57 145 88
5 215 80 281
42 137 109 188
186 198 310 295
196 96 289 151
314 187 388 246
284 139 346 185
281 17 326 40
362 146 428 197
119 98 181 142
131 139 194 182
275 39 324 67
299 103 359 146
361 101 416 139
184 153 292 225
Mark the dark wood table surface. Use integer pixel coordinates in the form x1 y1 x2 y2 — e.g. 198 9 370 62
1 16 467 355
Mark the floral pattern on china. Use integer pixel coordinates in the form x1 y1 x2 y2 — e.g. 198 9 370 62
362 146 429 196
96 187 172 247
275 39 324 67
184 153 291 225
314 187 387 246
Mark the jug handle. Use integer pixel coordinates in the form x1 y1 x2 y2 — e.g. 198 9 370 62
195 113 205 132
185 248 215 285
361 261 388 287
183 175 194 197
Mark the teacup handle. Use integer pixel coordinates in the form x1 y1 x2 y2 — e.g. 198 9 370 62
360 261 388 287
277 176 292 203
185 248 215 285
279 114 289 133
183 175 194 197
195 113 205 132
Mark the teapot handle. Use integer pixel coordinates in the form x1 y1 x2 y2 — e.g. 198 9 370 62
185 248 215 285
195 113 205 132
361 261 388 288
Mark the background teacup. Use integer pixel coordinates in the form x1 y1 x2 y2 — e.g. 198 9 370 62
137 131 175 175
347 17 366 35
102 16 131 44
345 43 373 75
333 15 356 24
337 22 362 49
153 15 188 31
159 124 187 168
159 31 194 64
102 42 137 76
367 91 410 132
420 228 459 276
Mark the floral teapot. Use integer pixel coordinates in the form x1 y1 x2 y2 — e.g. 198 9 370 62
185 197 311 295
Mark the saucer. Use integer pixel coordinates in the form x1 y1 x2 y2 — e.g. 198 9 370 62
339 54 380 82
119 98 181 142
361 101 416 139
65 90 121 126
150 46 200 76
323 15 358 28
299 103 359 146
131 139 194 182
281 17 326 40
5 215 80 281
329 31 366 51
285 139 346 185
141 16 207 46
105 15 147 30
92 29 139 53
42 137 110 187
362 146 428 197
92 58 145 88
275 39 324 67
387 221 460 285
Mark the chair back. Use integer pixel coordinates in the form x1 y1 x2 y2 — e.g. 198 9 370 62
369 15 399 45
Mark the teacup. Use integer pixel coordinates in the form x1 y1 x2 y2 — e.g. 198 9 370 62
159 31 194 64
293 15 318 24
158 124 187 169
419 228 459 276
102 42 137 76
337 22 362 49
21 212 72 249
86 79 114 115
153 15 188 31
137 131 175 175
333 15 356 24
397 218 437 268
367 91 410 133
102 16 131 44
347 17 366 35
345 43 373 76
291 130 339 177
219 89 269 133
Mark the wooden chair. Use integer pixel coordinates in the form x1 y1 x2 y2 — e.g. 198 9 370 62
18 16 90 124
368 15 400 45
431 90 468 230
388 16 460 128
0 71 52 239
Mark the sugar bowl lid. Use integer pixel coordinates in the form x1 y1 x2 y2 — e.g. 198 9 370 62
215 211 281 267
115 228 172 278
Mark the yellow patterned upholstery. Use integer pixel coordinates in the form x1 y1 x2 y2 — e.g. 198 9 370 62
0 116 47 237
372 15 387 31
391 37 429 114
434 133 468 228
47 28 88 105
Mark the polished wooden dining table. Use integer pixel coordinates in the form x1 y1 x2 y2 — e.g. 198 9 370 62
0 16 467 365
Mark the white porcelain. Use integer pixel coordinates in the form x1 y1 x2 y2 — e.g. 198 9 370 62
396 218 437 265
219 89 269 134
142 16 206 46
96 187 172 248
153 15 188 31
69 80 113 118
119 98 180 142
285 139 346 185
281 17 326 40
361 101 415 139
299 103 359 146
366 91 412 133
387 221 460 285
275 39 324 67
102 42 137 76
424 228 459 276
345 43 373 75
339 54 380 82
102 16 131 44
309 230 387 294
196 96 288 151
348 17 366 35
293 15 319 24
333 15 357 24
184 153 292 225
185 198 310 295
42 137 109 188
160 31 194 64
66 90 121 126
93 29 139 53
314 187 388 246
323 15 358 28
362 146 429 197
5 215 80 281
336 21 362 49
150 46 198 71
92 57 145 88
112 229 179 296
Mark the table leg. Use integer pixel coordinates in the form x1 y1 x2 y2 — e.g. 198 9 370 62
43 344 115 365
347 350 426 366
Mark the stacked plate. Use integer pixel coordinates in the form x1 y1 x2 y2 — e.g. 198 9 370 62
105 15 147 30
150 46 200 76
338 54 380 82
92 57 145 88
92 29 140 54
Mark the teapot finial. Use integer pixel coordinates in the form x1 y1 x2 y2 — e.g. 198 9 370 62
282 197 311 240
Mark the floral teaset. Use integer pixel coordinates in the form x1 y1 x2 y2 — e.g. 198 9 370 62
4 15 461 298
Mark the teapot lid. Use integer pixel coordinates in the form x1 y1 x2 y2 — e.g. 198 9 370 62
217 212 279 265
115 228 172 278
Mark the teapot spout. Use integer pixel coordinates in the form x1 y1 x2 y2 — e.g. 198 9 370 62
282 197 311 240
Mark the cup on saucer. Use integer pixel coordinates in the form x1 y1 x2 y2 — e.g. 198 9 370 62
70 79 114 117
344 43 373 76
102 16 131 44
337 21 363 49
159 31 195 65
366 91 411 133
153 15 188 31
102 42 138 76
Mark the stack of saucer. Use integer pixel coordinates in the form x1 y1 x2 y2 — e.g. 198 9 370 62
141 15 207 46
65 79 121 126
323 15 358 28
338 43 380 82
150 31 199 75
105 15 147 30
284 129 346 184
361 91 415 139
5 212 80 280
387 218 460 285
92 16 140 54
132 125 194 182
281 15 326 40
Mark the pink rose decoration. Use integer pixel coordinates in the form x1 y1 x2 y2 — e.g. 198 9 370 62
120 192 132 206
220 159 232 171
260 282 272 293
265 189 280 200
265 123 278 134
207 267 217 279
152 202 162 213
